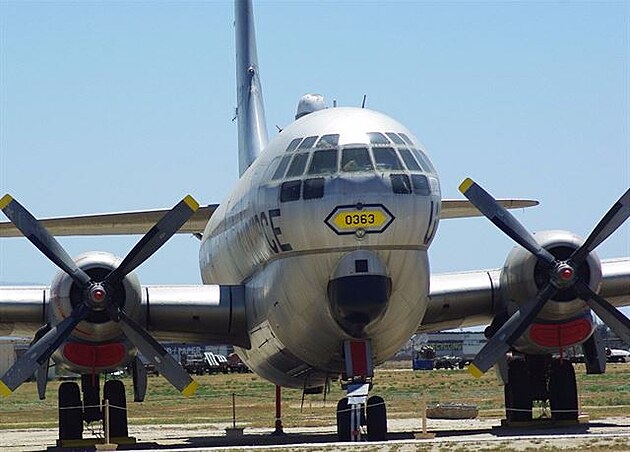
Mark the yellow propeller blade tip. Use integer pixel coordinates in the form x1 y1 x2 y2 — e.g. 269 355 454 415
181 379 199 397
0 380 13 397
0 194 13 210
183 195 200 212
458 178 474 194
467 363 484 379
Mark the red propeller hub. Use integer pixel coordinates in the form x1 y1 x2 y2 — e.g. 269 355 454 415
90 286 107 304
559 267 574 281
552 263 576 288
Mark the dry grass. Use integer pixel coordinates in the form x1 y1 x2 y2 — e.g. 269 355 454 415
1 362 628 430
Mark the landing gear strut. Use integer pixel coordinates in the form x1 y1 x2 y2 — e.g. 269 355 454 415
504 355 578 423
336 340 388 442
56 374 132 445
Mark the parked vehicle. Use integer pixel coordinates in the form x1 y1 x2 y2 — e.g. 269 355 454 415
227 352 251 373
606 348 630 363
434 355 462 370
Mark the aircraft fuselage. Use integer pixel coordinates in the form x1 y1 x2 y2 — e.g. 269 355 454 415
200 107 441 387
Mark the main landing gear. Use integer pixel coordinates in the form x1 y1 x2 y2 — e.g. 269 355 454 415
57 373 133 445
335 340 388 442
503 355 578 423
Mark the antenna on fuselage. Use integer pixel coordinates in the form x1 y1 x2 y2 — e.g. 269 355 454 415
361 94 367 108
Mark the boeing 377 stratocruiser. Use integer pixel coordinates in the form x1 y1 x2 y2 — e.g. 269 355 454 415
1 0 629 444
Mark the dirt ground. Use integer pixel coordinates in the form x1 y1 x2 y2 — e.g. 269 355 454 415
1 416 629 451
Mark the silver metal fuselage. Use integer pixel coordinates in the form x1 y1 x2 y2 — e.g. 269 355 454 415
200 107 441 388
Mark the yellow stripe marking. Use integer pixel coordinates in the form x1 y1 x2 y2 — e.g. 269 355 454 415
0 194 13 210
467 363 484 379
0 380 13 397
458 178 474 194
183 195 200 212
181 379 198 397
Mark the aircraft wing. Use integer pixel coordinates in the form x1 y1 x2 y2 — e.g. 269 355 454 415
420 258 630 333
440 199 538 219
0 204 219 237
0 284 249 347
0 199 531 237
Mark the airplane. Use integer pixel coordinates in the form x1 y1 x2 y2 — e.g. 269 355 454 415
1 0 629 444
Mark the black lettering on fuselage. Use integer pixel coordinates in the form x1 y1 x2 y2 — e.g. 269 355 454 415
258 211 279 254
268 208 293 252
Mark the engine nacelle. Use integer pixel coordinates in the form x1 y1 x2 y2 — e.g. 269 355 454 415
49 252 142 373
499 230 602 354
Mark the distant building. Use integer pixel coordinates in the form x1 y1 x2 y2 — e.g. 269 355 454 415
163 344 233 363
395 332 486 360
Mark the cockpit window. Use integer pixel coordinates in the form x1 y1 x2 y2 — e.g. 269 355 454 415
386 132 405 145
308 149 338 175
316 134 339 148
391 174 412 194
298 136 318 150
398 133 414 146
285 138 302 152
342 147 373 172
272 155 292 180
399 147 423 171
373 147 403 171
286 153 309 177
411 174 431 195
368 132 391 145
411 148 435 173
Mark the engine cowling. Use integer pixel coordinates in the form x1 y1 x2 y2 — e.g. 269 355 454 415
49 252 142 373
499 230 601 354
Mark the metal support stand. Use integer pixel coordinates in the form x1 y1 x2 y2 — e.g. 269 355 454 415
225 392 244 438
95 399 118 450
271 385 285 435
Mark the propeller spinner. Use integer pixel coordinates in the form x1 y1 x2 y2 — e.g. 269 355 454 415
458 179 630 377
0 194 200 397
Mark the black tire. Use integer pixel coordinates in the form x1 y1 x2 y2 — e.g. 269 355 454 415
336 398 351 441
103 380 128 438
366 395 387 441
59 381 83 440
504 359 532 422
549 359 578 421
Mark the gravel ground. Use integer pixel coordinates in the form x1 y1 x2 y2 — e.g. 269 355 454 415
1 416 629 451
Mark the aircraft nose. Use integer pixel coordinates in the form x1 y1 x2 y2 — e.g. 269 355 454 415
327 250 391 337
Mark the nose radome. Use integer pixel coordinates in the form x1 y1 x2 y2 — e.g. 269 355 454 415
327 250 391 337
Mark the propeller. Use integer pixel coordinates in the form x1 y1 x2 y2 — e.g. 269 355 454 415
458 179 630 377
0 194 200 397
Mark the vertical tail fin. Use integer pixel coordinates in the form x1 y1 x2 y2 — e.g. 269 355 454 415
235 0 268 176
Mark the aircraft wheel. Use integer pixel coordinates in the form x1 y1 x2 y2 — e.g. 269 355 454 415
336 398 351 441
103 379 128 438
366 395 387 441
549 359 578 421
58 381 83 440
504 359 532 422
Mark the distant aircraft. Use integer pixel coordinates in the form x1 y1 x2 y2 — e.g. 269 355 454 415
0 0 628 444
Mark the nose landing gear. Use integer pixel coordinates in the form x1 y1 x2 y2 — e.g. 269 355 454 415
336 339 388 442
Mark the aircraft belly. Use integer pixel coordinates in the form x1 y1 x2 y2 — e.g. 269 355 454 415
235 251 429 388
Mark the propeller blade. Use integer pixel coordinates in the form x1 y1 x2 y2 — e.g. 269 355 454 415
570 188 630 266
0 304 89 396
577 281 630 345
459 179 556 265
105 195 199 285
116 310 198 396
469 284 556 377
0 194 91 287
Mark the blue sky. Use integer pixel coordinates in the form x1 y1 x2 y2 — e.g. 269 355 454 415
0 1 628 290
